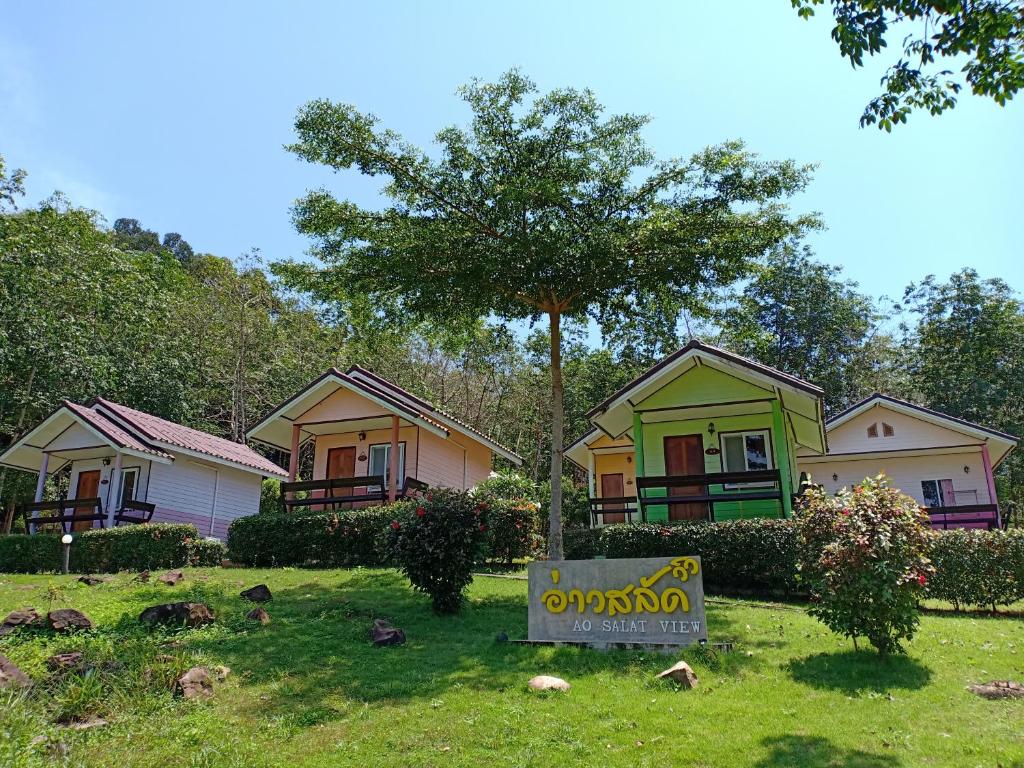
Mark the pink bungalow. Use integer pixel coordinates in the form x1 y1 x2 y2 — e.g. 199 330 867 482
0 399 287 538
797 394 1018 529
245 366 522 507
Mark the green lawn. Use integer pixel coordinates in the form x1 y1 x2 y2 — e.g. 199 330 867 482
0 568 1021 768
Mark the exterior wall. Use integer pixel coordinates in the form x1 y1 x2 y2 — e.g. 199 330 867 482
823 405 980 454
640 412 788 522
68 456 152 527
418 428 493 490
798 449 990 507
296 386 390 424
594 451 636 497
636 364 771 410
147 457 262 540
47 423 105 452
312 426 420 484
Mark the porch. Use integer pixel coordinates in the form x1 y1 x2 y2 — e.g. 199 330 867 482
926 503 1002 530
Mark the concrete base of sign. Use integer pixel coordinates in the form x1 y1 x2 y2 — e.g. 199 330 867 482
510 639 734 654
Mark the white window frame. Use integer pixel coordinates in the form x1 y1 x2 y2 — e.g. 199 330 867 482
921 478 953 508
367 442 406 491
720 429 774 488
118 467 140 508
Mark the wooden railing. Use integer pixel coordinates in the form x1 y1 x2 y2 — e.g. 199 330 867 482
926 503 1001 531
589 495 642 526
22 497 105 534
280 476 427 513
637 469 784 523
114 500 156 526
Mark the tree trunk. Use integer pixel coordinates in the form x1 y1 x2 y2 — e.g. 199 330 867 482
547 310 564 560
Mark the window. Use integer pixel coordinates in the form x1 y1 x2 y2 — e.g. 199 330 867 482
118 468 139 508
368 442 406 490
882 422 894 437
921 479 953 508
720 430 773 487
867 423 879 438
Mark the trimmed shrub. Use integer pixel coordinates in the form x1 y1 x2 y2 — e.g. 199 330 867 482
563 527 603 560
259 478 283 515
384 488 488 613
480 499 539 565
473 472 537 503
796 475 934 655
227 507 394 567
926 528 1024 610
0 524 224 573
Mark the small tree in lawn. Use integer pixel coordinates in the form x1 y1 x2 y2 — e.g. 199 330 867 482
796 474 934 655
281 71 818 559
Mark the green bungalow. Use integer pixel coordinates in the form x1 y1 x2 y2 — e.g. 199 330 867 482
565 340 827 525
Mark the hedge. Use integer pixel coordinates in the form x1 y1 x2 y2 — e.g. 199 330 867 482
563 519 1024 607
227 507 395 567
0 524 225 574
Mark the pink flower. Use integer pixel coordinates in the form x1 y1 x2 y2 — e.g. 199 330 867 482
479 524 486 532
390 520 400 530
416 507 426 518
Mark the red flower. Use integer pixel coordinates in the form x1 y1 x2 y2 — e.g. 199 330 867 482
840 508 850 516
479 524 486 532
416 506 426 517
917 574 927 586
475 502 489 512
390 520 401 530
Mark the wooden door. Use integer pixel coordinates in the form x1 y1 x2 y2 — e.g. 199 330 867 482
326 447 357 504
600 473 626 524
73 470 101 531
663 435 708 521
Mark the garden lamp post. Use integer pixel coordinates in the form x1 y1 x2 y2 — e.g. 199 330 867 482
61 533 73 574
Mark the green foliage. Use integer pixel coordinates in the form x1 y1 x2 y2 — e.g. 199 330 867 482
796 476 934 655
539 476 591 532
717 241 880 413
926 528 1024 610
282 70 818 557
0 524 223 573
259 478 282 515
227 507 394 567
792 1 1024 128
473 471 537 504
384 489 488 613
480 499 539 566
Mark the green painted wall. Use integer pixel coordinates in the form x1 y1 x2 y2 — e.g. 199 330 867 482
639 410 799 522
636 364 771 410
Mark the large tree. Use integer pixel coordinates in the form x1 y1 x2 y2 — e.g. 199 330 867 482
281 71 818 558
717 241 878 413
792 1 1024 129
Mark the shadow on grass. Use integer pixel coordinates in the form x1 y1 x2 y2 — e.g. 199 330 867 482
182 569 760 723
753 735 901 767
788 650 932 695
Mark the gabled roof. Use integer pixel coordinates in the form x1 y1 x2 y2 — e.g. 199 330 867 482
0 399 286 478
826 393 1018 465
95 399 287 477
246 367 523 465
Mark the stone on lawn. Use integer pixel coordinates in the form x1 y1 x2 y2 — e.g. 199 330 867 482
47 652 85 672
63 716 108 731
137 570 150 583
212 665 231 681
48 609 93 633
527 675 570 692
246 606 271 625
157 569 184 586
657 661 699 689
969 680 1024 700
139 602 215 628
370 618 406 646
240 584 272 602
0 653 32 689
175 666 214 699
77 575 104 586
0 607 40 636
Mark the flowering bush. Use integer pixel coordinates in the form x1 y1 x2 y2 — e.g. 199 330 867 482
795 474 934 655
384 488 489 613
473 475 541 565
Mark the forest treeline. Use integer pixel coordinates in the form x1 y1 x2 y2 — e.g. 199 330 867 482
1 153 1022 511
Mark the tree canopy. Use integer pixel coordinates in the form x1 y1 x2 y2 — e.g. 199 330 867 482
281 70 819 557
793 1 1024 129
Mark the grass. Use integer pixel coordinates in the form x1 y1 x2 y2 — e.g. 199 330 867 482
0 568 1021 768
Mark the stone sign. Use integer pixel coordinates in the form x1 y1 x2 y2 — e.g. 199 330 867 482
528 556 708 646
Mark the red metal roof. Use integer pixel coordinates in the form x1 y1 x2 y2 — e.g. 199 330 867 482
94 398 287 476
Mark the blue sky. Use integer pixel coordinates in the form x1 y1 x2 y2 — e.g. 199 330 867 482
3 1 1021 308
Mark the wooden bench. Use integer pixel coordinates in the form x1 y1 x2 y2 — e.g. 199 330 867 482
114 500 156 525
23 498 106 534
280 476 389 512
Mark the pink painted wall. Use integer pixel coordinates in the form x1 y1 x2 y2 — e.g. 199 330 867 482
312 426 420 482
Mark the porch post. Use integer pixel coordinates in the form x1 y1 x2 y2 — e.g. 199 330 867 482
34 452 49 503
587 450 596 497
980 443 1000 525
287 424 300 501
632 413 645 478
771 399 794 518
388 415 399 502
106 453 122 527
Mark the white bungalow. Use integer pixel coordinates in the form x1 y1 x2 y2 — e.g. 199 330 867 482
0 398 287 539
